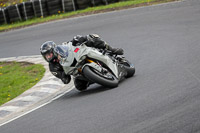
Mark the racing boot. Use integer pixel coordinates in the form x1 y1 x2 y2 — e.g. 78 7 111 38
105 44 124 55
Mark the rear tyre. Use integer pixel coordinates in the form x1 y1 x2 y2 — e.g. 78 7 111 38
83 66 118 88
124 65 135 78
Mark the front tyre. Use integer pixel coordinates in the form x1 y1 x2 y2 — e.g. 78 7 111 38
83 66 118 88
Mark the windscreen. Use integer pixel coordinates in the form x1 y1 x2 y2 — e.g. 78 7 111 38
55 45 69 58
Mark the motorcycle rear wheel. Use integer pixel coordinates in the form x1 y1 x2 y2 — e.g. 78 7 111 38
83 66 118 88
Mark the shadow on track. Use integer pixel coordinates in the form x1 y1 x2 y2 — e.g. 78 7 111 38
61 84 114 99
61 75 137 100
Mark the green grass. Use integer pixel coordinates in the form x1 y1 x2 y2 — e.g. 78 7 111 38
0 0 26 8
0 62 45 106
0 0 177 32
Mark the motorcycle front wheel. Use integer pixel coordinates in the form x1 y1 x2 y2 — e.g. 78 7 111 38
83 66 119 88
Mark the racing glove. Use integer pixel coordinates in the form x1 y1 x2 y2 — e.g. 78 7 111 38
61 72 71 84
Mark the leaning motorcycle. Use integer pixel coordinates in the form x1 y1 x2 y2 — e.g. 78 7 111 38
55 42 135 91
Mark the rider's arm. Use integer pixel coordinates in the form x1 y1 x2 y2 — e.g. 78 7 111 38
49 63 71 84
61 72 71 84
49 63 62 78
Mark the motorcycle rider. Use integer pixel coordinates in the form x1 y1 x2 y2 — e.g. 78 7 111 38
40 34 124 91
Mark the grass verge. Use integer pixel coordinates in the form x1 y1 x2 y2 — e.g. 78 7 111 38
0 0 179 32
0 62 45 106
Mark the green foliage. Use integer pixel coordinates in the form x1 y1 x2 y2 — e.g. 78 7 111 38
0 0 26 8
0 62 45 106
0 0 177 32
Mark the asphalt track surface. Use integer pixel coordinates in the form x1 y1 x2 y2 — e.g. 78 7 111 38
1 0 200 132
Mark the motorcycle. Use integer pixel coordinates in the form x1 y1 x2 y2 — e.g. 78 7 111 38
57 42 135 91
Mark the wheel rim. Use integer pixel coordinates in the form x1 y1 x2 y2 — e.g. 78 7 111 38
91 68 115 80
